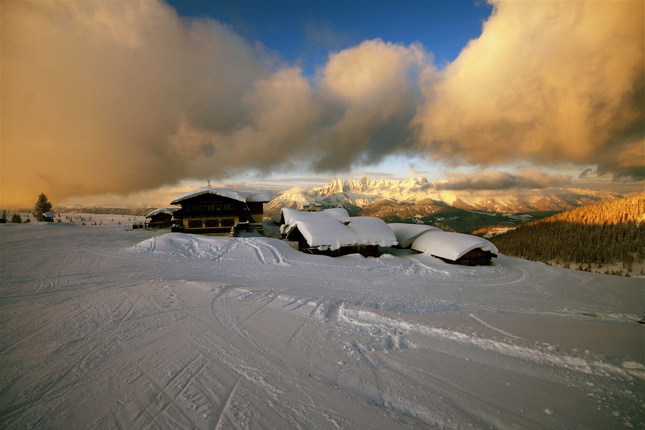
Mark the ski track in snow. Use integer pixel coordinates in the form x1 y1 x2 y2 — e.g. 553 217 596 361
0 224 643 430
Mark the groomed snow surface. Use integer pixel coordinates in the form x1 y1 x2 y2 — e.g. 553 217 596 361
1 223 643 429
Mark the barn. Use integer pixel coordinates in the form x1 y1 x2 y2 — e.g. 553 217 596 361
170 188 271 235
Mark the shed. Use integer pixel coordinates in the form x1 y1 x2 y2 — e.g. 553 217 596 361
42 212 56 222
411 230 498 266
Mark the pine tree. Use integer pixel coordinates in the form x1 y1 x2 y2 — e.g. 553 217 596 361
33 193 53 220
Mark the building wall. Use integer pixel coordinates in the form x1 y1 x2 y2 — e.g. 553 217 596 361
181 216 239 234
172 193 266 235
247 202 265 223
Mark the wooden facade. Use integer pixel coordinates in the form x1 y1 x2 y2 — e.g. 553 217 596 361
146 209 175 229
148 213 173 228
170 189 269 236
432 248 496 266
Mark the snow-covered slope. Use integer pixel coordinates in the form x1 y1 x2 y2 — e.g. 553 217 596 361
1 223 643 429
266 177 623 215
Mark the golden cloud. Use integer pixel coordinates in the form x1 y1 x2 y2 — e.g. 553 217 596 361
414 0 644 177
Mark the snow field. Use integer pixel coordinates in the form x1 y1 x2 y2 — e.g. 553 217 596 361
1 223 643 429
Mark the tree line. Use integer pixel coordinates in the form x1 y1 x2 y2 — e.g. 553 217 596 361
490 196 644 276
1 193 53 223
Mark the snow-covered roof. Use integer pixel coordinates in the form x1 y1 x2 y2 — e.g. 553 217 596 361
281 207 351 225
286 216 397 251
388 223 441 248
411 230 498 262
170 188 271 205
345 217 399 248
42 212 56 218
145 208 177 218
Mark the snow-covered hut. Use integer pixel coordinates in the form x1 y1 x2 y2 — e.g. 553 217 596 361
170 188 271 235
281 208 397 257
410 229 498 266
42 212 56 222
145 208 176 229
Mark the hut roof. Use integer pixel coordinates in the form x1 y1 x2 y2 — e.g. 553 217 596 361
281 207 351 225
170 188 271 205
145 208 177 218
411 230 498 262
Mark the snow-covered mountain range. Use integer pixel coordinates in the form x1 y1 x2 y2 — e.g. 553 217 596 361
266 176 623 215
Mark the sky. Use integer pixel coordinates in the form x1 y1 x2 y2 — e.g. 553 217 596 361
2 0 643 208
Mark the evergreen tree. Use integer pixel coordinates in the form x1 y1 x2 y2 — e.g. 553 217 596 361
34 193 53 220
11 214 22 223
0 211 6 223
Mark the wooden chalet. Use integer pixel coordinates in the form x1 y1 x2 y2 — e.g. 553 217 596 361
170 188 271 235
42 212 56 222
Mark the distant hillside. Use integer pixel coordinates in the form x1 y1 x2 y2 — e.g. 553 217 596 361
54 207 156 216
356 199 558 233
490 196 645 276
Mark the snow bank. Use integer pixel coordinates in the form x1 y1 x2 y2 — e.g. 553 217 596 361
411 230 499 261
131 233 303 264
388 223 441 248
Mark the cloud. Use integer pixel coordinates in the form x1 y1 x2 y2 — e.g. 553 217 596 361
2 0 642 208
414 0 644 180
1 1 430 207
3 0 270 207
433 169 571 191
312 39 432 170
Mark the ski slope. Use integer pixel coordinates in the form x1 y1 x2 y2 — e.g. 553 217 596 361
1 223 643 429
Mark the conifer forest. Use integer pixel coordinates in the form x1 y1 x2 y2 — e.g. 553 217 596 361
490 196 645 276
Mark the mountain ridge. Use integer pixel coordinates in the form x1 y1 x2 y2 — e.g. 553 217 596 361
266 176 626 216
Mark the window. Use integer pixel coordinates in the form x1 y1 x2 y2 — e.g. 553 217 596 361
188 220 202 228
205 219 219 228
221 219 235 227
